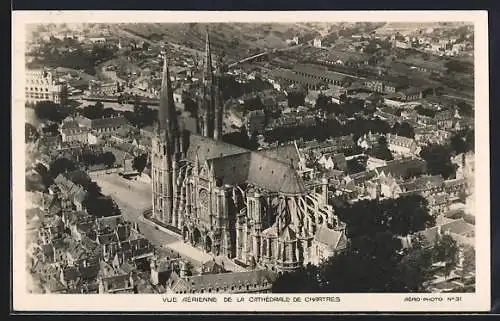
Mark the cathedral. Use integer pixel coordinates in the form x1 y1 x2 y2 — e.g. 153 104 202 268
150 31 346 272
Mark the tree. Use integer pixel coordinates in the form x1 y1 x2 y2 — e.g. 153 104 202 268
414 105 437 118
455 102 474 118
101 151 116 168
81 101 106 119
392 122 415 138
315 94 331 111
450 128 474 154
433 234 459 279
336 195 434 239
131 103 157 128
34 101 67 123
391 241 434 292
84 195 120 217
419 144 457 179
367 136 393 161
85 181 102 196
26 173 45 192
287 90 306 108
132 154 148 173
388 195 435 236
272 264 322 293
342 98 364 117
25 123 39 143
49 157 76 178
243 97 264 113
346 155 367 174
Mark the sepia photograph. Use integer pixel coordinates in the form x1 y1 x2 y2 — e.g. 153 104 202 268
12 11 490 312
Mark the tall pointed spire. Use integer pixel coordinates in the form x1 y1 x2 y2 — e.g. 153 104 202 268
203 27 213 85
213 53 224 141
159 49 179 137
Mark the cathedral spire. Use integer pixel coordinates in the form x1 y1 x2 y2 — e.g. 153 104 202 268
203 27 213 85
159 49 179 137
213 54 224 141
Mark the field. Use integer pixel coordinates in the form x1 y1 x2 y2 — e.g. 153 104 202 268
116 23 328 60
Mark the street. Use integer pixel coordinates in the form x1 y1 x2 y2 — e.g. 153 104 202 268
90 172 219 268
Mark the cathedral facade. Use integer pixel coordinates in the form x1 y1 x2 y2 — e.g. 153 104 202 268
151 32 345 272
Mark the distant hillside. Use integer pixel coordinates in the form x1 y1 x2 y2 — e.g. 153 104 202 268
117 23 331 59
374 22 472 35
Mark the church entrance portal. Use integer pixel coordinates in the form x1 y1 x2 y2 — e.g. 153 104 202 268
193 228 201 246
205 236 213 253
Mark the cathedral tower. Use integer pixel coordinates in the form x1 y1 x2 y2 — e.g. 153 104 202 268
151 51 179 224
198 27 224 140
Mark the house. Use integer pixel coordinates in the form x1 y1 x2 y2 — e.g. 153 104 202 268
399 175 445 195
364 77 408 94
309 225 347 265
373 158 427 180
245 109 266 135
378 172 403 198
76 115 129 134
318 153 347 171
366 156 388 171
293 64 346 87
165 269 276 294
319 49 370 67
98 273 136 293
59 266 82 290
385 133 420 156
357 131 383 150
393 87 424 102
434 109 455 130
149 256 177 286
313 38 322 48
402 59 447 76
410 218 474 249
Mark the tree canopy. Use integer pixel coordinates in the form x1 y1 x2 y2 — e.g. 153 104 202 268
367 135 393 161
132 154 148 173
83 195 121 217
34 101 69 123
25 123 39 143
335 194 434 239
101 151 116 168
273 195 436 293
80 101 118 119
124 103 158 128
346 155 368 174
391 122 415 138
450 128 474 154
49 157 76 178
419 144 457 179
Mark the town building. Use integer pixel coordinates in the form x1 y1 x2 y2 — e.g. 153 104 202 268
165 268 276 294
88 80 122 96
313 38 322 48
385 133 421 157
76 115 129 134
245 109 267 135
26 69 68 105
150 31 346 273
293 64 346 87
